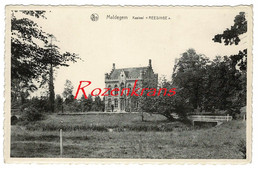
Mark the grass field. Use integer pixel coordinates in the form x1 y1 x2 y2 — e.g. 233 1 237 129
11 113 246 159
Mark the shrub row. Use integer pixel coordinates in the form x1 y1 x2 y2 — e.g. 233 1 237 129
25 122 192 132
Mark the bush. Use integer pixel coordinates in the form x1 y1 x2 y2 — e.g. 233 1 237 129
22 107 45 122
63 100 81 112
20 97 50 113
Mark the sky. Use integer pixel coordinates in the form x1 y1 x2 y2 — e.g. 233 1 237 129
16 6 250 97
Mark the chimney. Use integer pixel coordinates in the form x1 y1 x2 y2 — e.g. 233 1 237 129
113 63 115 70
149 59 152 67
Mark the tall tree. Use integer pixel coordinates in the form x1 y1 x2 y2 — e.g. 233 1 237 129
91 96 104 111
212 11 247 114
11 10 48 105
172 49 210 110
203 56 243 111
62 79 74 104
11 10 80 111
80 94 93 112
140 77 191 121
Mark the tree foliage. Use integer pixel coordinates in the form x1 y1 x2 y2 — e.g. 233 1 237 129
172 49 210 110
211 11 247 116
62 79 74 103
140 76 192 121
172 49 246 118
11 10 80 110
212 12 247 71
203 56 246 112
212 12 247 45
55 94 63 112
80 94 93 112
11 10 48 83
91 96 105 111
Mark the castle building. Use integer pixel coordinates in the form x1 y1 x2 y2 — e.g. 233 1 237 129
104 59 158 112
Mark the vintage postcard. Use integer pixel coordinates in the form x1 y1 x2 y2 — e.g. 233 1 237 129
4 5 253 164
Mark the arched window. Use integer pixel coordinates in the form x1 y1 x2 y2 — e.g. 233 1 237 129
114 84 118 95
120 82 124 89
120 83 125 96
108 85 111 96
128 84 132 93
114 99 118 108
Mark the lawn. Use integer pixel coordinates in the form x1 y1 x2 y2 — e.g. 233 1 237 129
11 112 246 159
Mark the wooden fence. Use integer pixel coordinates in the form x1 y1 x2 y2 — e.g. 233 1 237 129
189 115 232 125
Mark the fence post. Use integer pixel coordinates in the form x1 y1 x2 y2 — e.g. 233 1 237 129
60 128 63 157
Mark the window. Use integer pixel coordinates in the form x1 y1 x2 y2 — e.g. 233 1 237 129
114 84 118 95
120 83 124 89
120 83 125 96
128 84 132 93
114 99 118 108
108 85 111 96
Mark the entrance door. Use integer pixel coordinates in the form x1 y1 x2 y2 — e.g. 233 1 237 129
120 99 125 111
107 98 111 112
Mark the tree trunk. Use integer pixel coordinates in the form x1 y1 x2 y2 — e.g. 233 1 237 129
49 64 55 112
162 113 176 122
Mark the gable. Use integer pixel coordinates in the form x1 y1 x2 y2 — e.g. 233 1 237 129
110 67 148 79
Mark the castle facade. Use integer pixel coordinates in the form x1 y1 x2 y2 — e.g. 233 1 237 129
104 59 158 112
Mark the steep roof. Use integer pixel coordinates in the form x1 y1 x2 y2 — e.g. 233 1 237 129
110 67 148 79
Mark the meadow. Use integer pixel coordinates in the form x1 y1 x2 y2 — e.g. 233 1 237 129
11 113 246 159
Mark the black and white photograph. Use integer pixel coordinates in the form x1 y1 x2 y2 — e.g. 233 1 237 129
4 5 252 163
